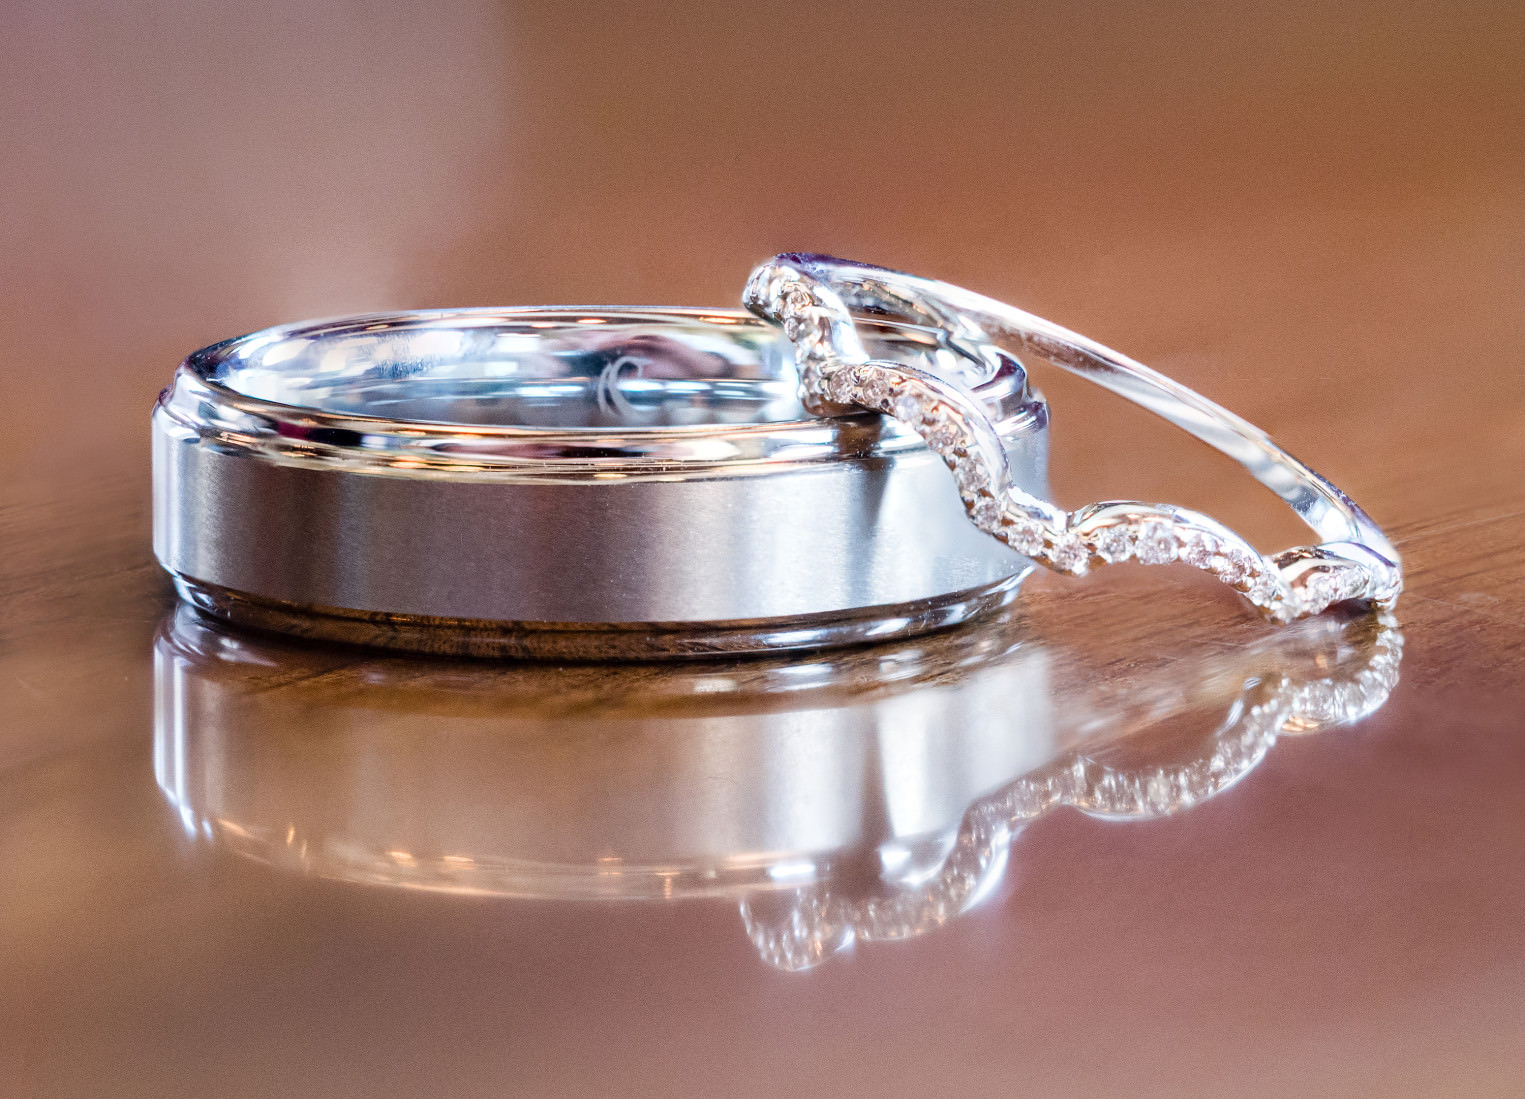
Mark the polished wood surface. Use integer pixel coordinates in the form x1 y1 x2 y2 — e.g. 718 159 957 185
4 2 1524 1095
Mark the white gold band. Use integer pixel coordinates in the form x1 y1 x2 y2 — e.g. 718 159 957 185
744 253 1402 623
152 307 1050 657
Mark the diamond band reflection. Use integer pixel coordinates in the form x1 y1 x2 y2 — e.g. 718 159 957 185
742 613 1401 968
153 606 1400 969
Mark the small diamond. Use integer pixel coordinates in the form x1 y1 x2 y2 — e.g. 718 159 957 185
1135 521 1178 565
953 458 987 496
972 495 1001 530
1048 536 1090 575
1092 525 1133 563
1146 771 1173 812
862 371 891 408
1300 572 1339 610
1001 514 1047 555
1216 551 1251 585
782 286 813 314
1095 771 1122 811
1248 571 1279 604
825 367 858 402
924 410 965 453
1180 533 1216 570
892 388 922 422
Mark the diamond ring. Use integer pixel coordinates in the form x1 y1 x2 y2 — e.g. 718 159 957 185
745 253 1402 623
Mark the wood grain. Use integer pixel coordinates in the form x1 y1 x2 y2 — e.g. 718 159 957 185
2 1 1523 1096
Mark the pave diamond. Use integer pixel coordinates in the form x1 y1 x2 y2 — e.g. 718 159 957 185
1145 772 1173 813
954 458 987 496
1001 513 1047 555
1180 533 1216 570
1306 569 1357 613
1248 572 1279 604
1216 551 1251 585
825 367 858 402
892 389 922 422
1303 572 1339 608
924 412 964 453
1135 521 1178 565
1092 525 1133 563
1048 536 1089 575
862 372 891 408
781 284 814 315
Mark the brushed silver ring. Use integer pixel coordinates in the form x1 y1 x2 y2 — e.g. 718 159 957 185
153 307 1050 658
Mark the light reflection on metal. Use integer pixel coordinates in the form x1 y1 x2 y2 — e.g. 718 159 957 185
152 604 1401 970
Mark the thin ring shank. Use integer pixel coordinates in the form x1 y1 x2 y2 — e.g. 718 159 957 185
767 253 1396 565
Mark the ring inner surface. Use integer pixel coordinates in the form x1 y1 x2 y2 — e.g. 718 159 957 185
197 309 1010 431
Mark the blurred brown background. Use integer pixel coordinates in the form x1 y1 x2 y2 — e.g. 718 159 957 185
5 0 1521 479
4 1 1525 1096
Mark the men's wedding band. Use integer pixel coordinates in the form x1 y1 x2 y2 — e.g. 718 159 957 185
153 307 1050 658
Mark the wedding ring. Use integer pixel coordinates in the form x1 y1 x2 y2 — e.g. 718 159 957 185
744 254 1403 623
153 307 1049 658
156 256 1396 656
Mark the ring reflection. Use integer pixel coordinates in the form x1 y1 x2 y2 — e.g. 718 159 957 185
153 605 1401 969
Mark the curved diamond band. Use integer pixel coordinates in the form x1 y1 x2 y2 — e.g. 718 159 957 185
744 253 1402 623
